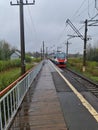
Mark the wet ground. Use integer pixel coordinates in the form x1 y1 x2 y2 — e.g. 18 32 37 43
9 61 67 130
9 60 98 130
52 69 98 130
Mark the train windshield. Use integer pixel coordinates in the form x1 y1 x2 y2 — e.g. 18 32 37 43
56 53 66 59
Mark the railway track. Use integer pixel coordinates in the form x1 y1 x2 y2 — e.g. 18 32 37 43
62 68 98 98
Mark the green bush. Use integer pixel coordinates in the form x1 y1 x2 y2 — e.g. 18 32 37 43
92 70 98 76
0 59 21 72
0 68 21 91
0 59 40 91
68 58 98 83
32 58 41 63
25 55 32 63
87 61 98 68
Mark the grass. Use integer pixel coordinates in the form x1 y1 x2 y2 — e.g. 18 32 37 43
0 59 40 91
68 58 98 83
32 58 41 63
0 59 21 72
0 68 21 91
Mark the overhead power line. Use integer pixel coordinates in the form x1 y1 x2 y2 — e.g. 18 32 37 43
71 0 86 20
71 0 95 22
66 19 88 72
66 19 84 40
95 0 98 10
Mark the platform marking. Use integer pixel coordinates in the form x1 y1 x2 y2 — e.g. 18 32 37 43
50 61 98 122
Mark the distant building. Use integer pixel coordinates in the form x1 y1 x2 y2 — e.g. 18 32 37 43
10 51 21 60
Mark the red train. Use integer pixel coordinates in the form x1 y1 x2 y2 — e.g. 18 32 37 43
50 52 67 68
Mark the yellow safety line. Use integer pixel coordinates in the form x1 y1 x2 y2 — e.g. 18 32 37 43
50 61 98 122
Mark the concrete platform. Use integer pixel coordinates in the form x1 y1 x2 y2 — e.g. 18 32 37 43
9 60 67 130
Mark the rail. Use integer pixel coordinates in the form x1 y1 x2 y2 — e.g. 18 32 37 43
0 61 44 130
66 68 98 87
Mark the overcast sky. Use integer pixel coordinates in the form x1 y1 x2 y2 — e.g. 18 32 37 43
0 0 98 54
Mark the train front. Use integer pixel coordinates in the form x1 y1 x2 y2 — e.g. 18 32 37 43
55 52 67 68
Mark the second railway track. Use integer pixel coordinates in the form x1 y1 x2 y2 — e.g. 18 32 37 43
62 68 98 98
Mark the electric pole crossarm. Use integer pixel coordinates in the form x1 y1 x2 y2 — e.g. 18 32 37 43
23 1 35 5
88 22 98 26
88 20 98 26
67 34 82 38
10 0 35 5
88 20 98 22
66 19 84 40
10 1 20 5
89 24 98 26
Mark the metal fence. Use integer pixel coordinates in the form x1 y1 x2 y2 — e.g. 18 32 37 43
0 61 43 130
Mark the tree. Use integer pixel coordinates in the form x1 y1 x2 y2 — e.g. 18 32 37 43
87 43 98 61
0 40 17 60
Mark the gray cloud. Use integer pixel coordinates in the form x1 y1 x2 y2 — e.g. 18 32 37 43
0 0 98 54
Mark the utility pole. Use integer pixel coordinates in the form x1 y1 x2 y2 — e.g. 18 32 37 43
40 48 42 60
66 41 68 59
66 19 98 71
46 47 48 59
66 19 89 72
43 41 45 59
65 40 71 60
10 0 35 75
83 19 88 72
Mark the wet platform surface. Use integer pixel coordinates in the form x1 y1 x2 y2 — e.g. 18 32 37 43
9 61 67 130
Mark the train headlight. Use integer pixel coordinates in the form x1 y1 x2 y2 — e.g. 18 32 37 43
64 59 67 63
55 58 59 64
55 58 58 62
